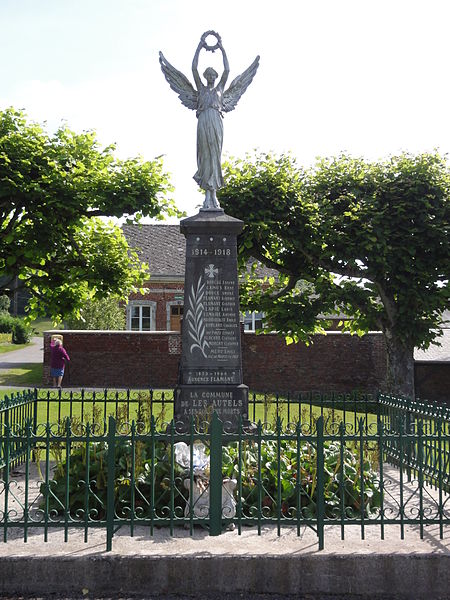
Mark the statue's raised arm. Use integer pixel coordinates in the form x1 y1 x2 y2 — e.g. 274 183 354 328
159 31 259 210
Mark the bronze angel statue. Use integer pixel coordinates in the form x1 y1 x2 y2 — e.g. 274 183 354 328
159 31 260 209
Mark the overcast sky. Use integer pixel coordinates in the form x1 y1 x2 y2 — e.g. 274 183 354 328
1 0 450 217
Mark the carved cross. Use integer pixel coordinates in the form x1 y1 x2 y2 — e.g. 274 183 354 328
205 264 218 279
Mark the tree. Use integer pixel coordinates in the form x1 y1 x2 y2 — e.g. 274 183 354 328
218 152 450 398
0 294 10 313
0 108 181 321
64 296 125 330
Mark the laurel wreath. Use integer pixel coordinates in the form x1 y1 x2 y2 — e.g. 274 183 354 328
186 275 210 358
201 30 221 52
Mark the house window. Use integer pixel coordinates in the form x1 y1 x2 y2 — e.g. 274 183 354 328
243 311 264 332
128 302 156 331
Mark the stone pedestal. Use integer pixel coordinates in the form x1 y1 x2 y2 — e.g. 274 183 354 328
175 209 249 429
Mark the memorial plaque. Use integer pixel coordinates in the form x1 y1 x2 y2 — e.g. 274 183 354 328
175 210 249 428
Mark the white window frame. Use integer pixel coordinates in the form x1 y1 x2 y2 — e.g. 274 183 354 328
242 311 265 332
127 301 156 331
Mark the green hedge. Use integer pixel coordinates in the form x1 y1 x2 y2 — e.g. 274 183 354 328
0 314 33 344
0 313 16 333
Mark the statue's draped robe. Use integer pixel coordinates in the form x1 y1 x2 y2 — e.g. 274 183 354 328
194 86 224 191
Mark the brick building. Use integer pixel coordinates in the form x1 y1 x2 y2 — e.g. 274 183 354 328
123 224 186 332
122 223 274 333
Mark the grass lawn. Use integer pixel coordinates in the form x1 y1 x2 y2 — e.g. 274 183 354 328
31 391 379 431
0 363 42 386
0 342 31 354
0 332 31 354
1 385 381 430
0 388 25 400
31 318 54 337
0 385 384 428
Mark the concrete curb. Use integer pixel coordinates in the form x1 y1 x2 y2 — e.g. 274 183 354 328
0 554 449 599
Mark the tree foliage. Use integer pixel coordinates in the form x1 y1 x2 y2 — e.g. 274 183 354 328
65 296 125 331
0 108 181 321
218 152 450 396
0 294 10 313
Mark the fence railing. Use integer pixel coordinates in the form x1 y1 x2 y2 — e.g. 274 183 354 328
33 388 381 431
0 389 449 551
0 390 36 470
379 393 450 489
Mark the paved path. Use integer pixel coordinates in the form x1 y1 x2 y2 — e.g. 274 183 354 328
0 523 448 599
0 336 43 369
0 336 43 388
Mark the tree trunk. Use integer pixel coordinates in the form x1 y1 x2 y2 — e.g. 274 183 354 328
383 330 415 398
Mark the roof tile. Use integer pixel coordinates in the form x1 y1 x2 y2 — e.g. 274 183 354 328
122 223 277 279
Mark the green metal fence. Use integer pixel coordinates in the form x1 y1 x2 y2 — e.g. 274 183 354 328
0 390 36 471
33 388 382 431
379 393 450 489
0 389 449 551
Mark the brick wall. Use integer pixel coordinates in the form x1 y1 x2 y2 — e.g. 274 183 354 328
44 329 388 393
44 331 181 388
415 363 450 404
242 331 387 394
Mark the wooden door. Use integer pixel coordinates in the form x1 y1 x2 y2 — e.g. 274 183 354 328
170 305 183 331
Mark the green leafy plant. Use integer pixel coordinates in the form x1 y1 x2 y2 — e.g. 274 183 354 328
40 407 381 521
39 398 186 518
0 313 33 343
0 313 16 333
222 437 380 519
40 434 187 518
64 296 126 330
11 319 33 343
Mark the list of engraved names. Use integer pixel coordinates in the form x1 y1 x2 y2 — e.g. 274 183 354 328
204 278 239 362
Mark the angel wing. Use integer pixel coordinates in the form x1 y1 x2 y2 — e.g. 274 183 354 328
222 56 260 113
159 52 198 111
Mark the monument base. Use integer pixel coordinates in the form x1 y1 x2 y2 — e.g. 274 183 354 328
174 384 249 429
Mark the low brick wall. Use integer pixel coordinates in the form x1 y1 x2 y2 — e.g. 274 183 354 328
242 331 387 394
44 329 388 393
43 331 181 388
415 362 450 404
